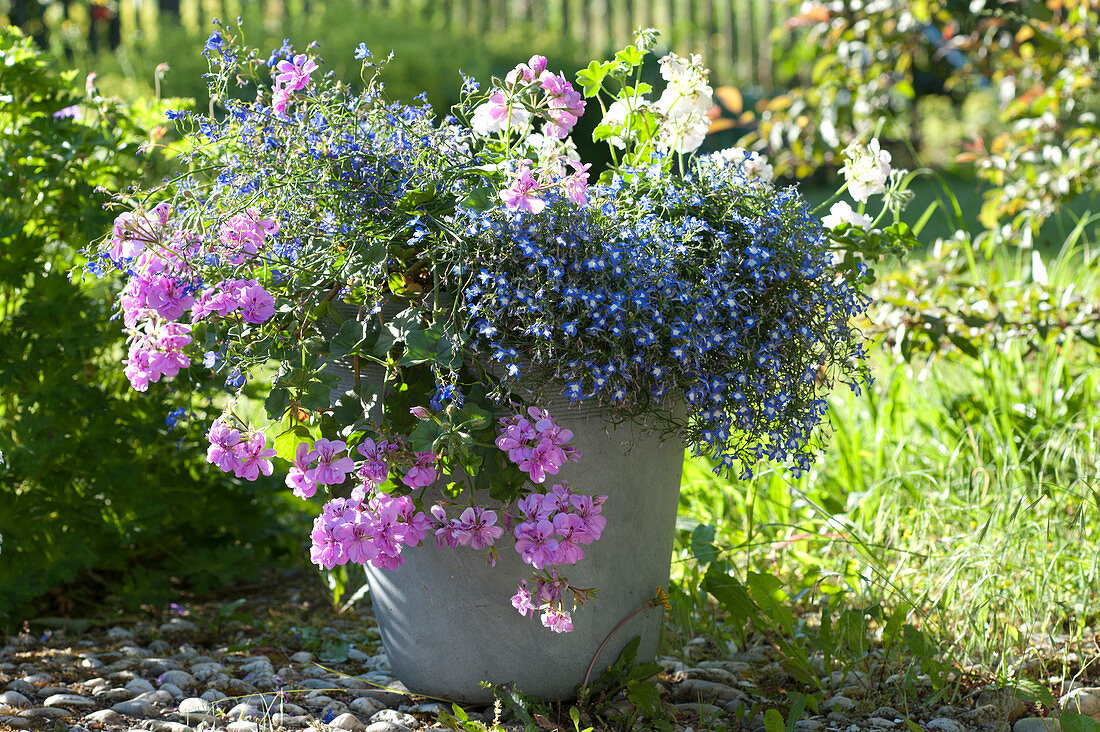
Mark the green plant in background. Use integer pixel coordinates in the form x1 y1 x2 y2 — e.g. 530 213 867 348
0 26 308 629
748 0 1099 235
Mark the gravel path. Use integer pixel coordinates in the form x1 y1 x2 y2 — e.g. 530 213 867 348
0 570 1089 732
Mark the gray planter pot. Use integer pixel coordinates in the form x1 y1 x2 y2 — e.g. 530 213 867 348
365 408 684 703
323 310 684 701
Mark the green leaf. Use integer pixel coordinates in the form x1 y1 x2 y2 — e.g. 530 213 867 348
274 426 313 462
575 60 612 98
329 318 371 360
1061 712 1100 732
1010 679 1057 708
408 418 444 452
615 45 643 66
264 387 291 421
690 523 719 566
702 567 757 629
625 679 661 716
764 709 786 732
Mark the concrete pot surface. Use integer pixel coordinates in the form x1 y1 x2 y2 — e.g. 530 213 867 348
365 409 685 703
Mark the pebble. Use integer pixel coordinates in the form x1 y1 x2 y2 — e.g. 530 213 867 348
159 682 185 699
107 627 134 641
6 680 36 697
81 657 106 670
21 706 71 719
331 712 367 730
300 678 336 690
226 702 262 720
178 697 212 715
134 689 174 706
158 619 198 636
226 721 260 732
868 717 896 729
271 712 309 727
154 722 193 732
160 670 196 688
365 724 413 732
125 678 155 695
1061 687 1100 719
1014 719 1060 732
370 709 418 728
350 697 387 717
112 699 160 717
0 715 31 729
23 673 51 684
823 695 855 711
200 689 226 703
84 709 123 724
684 666 740 685
223 678 259 695
674 702 726 718
673 678 746 704
404 702 446 715
926 719 966 732
0 691 31 707
794 720 823 731
348 648 370 663
44 693 96 708
290 651 313 664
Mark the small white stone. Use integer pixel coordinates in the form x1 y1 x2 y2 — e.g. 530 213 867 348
227 722 260 732
178 698 212 715
84 709 123 724
370 709 419 729
107 627 134 641
155 722 193 732
349 697 386 717
347 648 370 663
330 712 367 730
290 651 313 664
43 694 95 708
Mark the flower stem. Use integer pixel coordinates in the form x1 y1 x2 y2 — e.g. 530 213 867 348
581 593 661 689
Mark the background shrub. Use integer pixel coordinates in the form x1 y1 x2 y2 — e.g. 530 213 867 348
0 26 307 629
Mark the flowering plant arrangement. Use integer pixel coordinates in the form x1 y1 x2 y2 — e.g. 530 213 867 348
85 25 915 632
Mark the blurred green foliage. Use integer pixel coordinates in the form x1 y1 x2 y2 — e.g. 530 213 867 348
0 26 306 629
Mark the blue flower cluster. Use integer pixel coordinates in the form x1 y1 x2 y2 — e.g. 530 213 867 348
455 165 870 478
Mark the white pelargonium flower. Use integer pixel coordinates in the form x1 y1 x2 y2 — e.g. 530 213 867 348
601 96 649 150
702 147 774 182
470 93 532 137
658 111 709 155
842 138 892 202
654 52 713 119
822 201 872 229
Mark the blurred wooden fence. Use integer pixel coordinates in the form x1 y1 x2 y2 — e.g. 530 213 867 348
7 0 792 86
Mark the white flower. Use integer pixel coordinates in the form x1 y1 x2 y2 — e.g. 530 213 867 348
654 52 713 119
822 201 872 229
701 147 774 182
658 111 710 155
601 97 646 150
469 93 531 137
842 138 892 202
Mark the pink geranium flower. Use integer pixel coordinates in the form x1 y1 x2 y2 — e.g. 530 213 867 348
275 54 318 92
307 438 355 485
499 162 545 214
